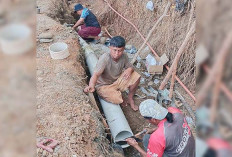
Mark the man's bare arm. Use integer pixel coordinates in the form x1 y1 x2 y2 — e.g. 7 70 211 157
84 71 101 93
122 67 134 80
72 18 84 29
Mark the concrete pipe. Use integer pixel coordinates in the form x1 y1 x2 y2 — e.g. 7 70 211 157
79 37 133 148
0 24 34 55
49 42 70 60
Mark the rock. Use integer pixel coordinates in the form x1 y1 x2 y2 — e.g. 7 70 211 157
125 45 132 49
100 37 106 44
143 72 151 77
153 78 160 85
136 62 141 69
42 150 47 157
66 129 73 136
70 136 77 144
175 100 183 107
37 77 43 81
148 81 153 86
140 77 145 84
126 53 134 59
37 7 40 14
65 136 70 140
125 45 137 54
67 114 72 120
39 39 53 43
38 32 54 39
37 70 44 75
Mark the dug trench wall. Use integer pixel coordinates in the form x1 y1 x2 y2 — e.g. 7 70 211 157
36 13 114 157
91 0 196 93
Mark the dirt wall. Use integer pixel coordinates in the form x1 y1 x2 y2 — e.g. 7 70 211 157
91 0 196 92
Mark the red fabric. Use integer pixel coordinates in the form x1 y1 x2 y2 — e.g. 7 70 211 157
168 107 182 114
78 24 101 38
207 138 232 150
147 119 166 157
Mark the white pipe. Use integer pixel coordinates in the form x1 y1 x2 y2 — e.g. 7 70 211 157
79 37 133 148
0 24 34 55
49 42 70 60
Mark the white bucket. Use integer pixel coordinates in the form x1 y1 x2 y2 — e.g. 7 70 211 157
0 24 33 55
49 42 70 59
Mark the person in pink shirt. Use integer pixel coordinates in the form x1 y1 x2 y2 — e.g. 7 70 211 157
126 99 195 157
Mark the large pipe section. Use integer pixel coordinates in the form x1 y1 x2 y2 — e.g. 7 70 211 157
79 37 133 148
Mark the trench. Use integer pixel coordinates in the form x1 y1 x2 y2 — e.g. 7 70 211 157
47 1 196 156
79 39 140 157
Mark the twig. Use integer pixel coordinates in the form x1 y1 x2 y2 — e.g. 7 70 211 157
187 2 194 32
131 1 171 64
159 21 196 90
104 27 112 38
196 30 232 107
175 91 196 123
210 59 223 123
169 68 176 98
203 65 232 102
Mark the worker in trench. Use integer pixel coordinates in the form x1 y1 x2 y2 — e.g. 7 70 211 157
84 36 141 111
126 99 195 157
72 3 101 42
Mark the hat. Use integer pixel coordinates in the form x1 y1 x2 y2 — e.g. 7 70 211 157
74 4 83 12
139 99 168 120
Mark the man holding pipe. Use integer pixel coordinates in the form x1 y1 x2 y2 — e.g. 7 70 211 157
72 3 101 42
84 36 141 111
126 99 195 157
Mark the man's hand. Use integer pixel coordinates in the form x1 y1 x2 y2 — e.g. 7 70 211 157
84 85 95 93
126 138 138 147
122 68 133 80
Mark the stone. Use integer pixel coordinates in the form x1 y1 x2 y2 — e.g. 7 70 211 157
148 81 153 86
38 32 54 39
100 37 106 44
136 62 141 68
42 150 47 157
37 77 43 81
175 100 183 107
140 77 145 84
67 114 72 120
39 39 53 43
125 45 132 49
153 78 160 85
37 70 44 75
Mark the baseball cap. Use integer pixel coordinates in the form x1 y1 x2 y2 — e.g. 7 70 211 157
74 4 83 12
139 99 168 120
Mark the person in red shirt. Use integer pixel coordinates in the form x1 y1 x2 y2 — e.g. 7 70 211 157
126 99 195 157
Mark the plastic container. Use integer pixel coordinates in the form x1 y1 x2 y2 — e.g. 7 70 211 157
49 42 70 59
0 24 33 55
